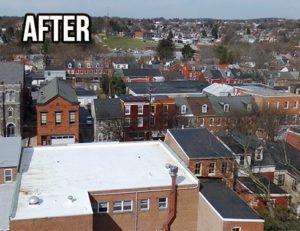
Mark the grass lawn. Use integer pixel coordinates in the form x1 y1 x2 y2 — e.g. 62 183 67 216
100 36 158 50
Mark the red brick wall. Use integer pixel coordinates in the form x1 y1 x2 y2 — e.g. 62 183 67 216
223 221 264 231
10 215 92 231
91 186 199 231
286 130 300 150
0 167 17 184
36 97 80 145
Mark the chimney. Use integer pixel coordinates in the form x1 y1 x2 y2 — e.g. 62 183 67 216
163 164 178 231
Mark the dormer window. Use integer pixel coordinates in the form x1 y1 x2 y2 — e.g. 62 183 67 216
224 104 230 112
181 105 187 114
255 147 263 161
68 63 72 69
87 63 91 68
96 63 100 68
247 104 252 112
202 104 208 113
78 63 82 68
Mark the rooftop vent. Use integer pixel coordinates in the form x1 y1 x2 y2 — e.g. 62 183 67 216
67 195 76 203
165 163 178 176
28 196 40 205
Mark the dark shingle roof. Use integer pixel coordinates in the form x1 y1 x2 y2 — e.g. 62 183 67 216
0 62 24 85
37 78 78 104
93 98 122 119
123 69 161 77
200 178 263 220
75 88 96 97
210 69 223 79
238 176 288 195
167 128 235 159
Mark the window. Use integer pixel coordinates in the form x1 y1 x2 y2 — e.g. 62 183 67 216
87 63 91 68
181 105 187 114
284 101 289 109
255 147 263 161
195 163 202 175
277 174 285 186
8 107 13 117
202 104 208 113
275 101 280 109
125 105 131 115
124 117 131 127
240 155 245 166
55 112 62 125
78 63 82 68
151 105 156 114
222 161 227 174
98 202 109 213
68 63 72 69
163 105 168 114
113 200 133 212
140 199 149 211
138 105 143 115
224 104 230 112
48 71 51 76
208 163 215 175
293 101 298 109
4 169 12 182
199 118 204 127
292 115 298 124
292 180 298 191
69 111 76 124
209 118 214 126
41 112 47 126
217 118 222 126
247 104 252 112
232 228 241 231
138 117 143 127
158 197 168 209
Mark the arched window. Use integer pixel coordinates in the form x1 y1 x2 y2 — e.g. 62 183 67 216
68 63 72 69
224 104 230 112
181 105 187 114
202 104 208 113
8 107 13 117
6 123 16 137
78 63 82 68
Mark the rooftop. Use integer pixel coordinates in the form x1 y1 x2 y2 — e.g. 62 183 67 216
93 98 123 119
0 183 15 230
167 128 235 159
122 68 161 77
234 84 297 97
200 178 263 221
0 62 24 85
13 141 198 220
0 136 22 168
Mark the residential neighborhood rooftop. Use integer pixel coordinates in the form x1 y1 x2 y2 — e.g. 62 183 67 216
0 136 22 168
93 98 123 119
12 141 198 220
0 62 24 85
234 84 297 97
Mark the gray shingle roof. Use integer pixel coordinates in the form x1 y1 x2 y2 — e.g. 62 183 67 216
0 137 22 168
123 68 161 77
37 78 78 104
167 128 235 159
0 62 24 85
200 178 263 220
93 98 122 119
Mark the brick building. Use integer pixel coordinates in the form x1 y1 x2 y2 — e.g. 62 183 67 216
285 127 300 150
181 64 205 81
36 78 80 145
165 128 235 186
10 141 199 231
198 179 264 231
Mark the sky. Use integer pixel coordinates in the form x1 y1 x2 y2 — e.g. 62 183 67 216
1 0 300 20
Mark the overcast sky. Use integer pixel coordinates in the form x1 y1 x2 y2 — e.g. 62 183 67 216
1 0 299 19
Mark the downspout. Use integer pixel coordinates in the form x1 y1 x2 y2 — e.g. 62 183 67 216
163 164 178 231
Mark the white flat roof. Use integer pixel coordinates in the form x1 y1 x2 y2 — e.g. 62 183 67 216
12 141 198 220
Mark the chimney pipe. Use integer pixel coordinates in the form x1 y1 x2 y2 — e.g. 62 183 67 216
163 164 178 231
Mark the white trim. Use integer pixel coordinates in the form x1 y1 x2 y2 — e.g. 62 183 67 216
98 201 109 214
4 168 13 182
140 198 150 211
199 193 264 222
158 197 168 209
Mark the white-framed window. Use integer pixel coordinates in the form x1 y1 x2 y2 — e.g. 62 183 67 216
208 162 215 175
293 101 298 109
125 105 131 115
232 228 241 231
199 118 204 127
247 104 252 112
138 117 143 127
284 101 289 109
8 107 13 117
277 174 285 186
181 105 187 114
158 197 168 209
69 111 76 124
78 63 82 68
87 63 91 68
96 63 100 68
224 104 230 112
41 112 47 126
195 162 202 175
98 202 109 213
209 118 214 126
68 62 72 69
240 155 245 166
55 112 62 125
113 200 133 212
255 147 263 161
4 169 12 182
202 104 208 113
221 161 227 174
140 199 149 211
292 115 298 124
124 117 131 127
275 101 280 109
138 105 143 115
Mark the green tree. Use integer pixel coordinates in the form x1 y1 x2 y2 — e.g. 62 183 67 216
215 45 234 64
157 38 175 61
181 44 195 60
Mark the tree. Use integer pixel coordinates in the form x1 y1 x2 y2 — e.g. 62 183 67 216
211 24 218 40
215 45 234 64
157 38 175 61
246 27 251 35
167 30 173 40
181 44 195 60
